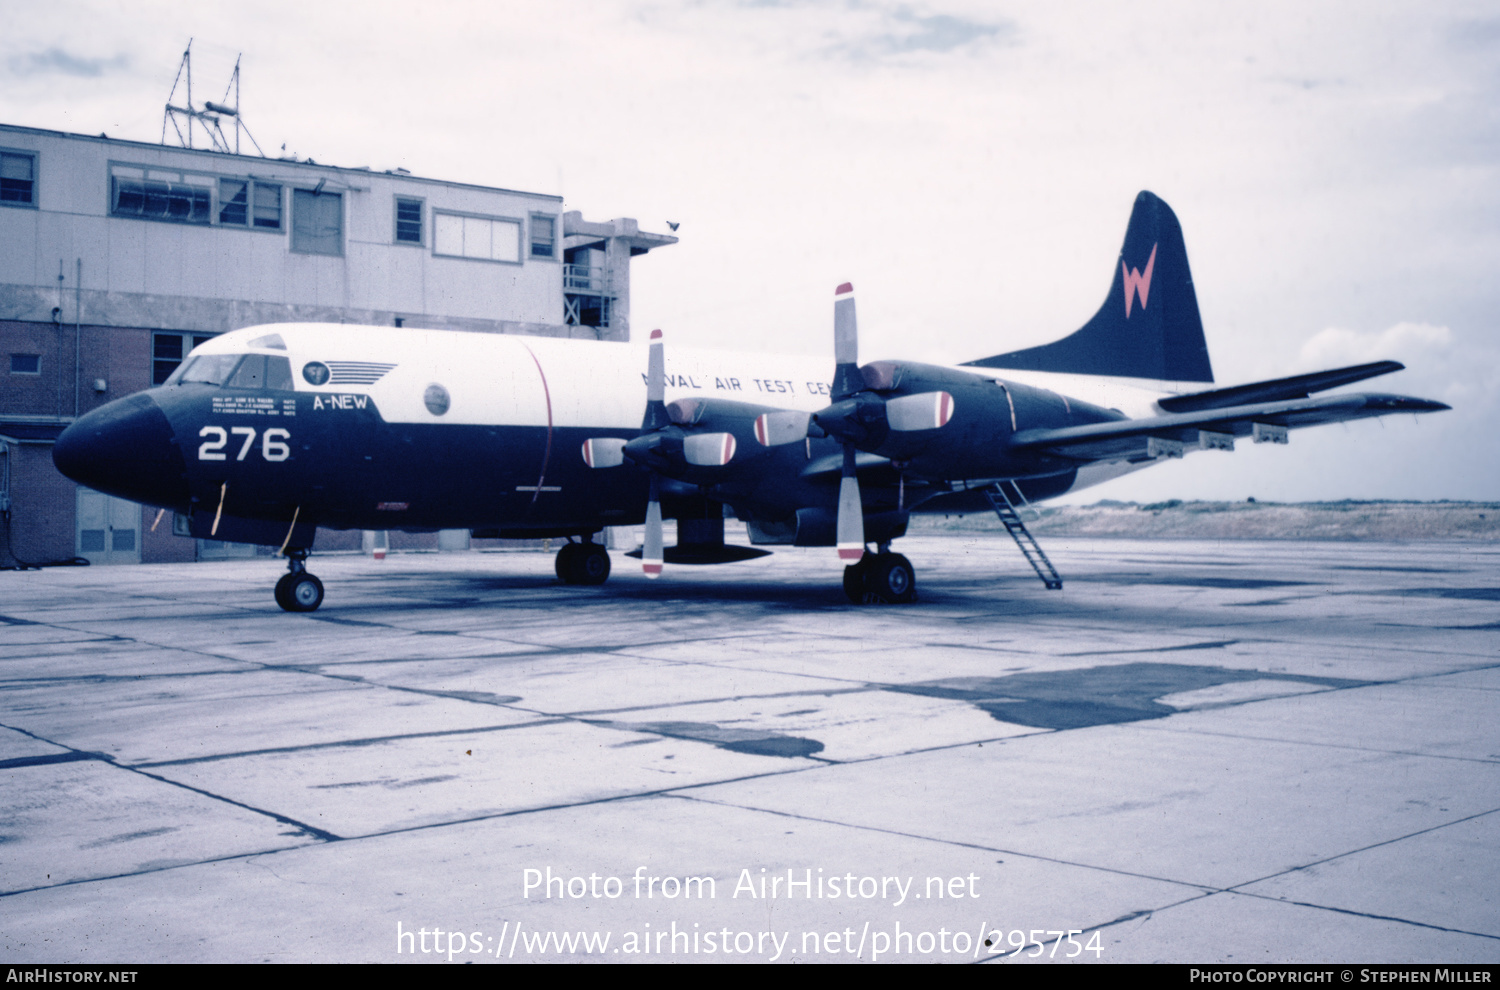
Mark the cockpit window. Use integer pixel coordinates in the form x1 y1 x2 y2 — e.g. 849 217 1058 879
165 353 295 389
227 354 267 389
168 354 241 386
265 355 293 390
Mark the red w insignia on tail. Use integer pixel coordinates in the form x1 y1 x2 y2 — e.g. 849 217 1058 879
1122 243 1157 318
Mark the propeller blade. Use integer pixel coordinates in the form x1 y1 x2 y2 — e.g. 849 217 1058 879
642 475 664 578
836 444 865 562
643 329 668 431
581 437 627 468
754 410 811 446
832 283 862 401
683 432 736 467
885 391 955 431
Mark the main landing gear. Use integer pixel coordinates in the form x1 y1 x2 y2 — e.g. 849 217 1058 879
274 548 324 612
843 547 916 605
555 538 611 586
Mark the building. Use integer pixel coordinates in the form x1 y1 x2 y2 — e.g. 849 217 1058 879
0 122 676 567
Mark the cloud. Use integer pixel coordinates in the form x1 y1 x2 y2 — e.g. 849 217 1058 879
1446 16 1500 50
720 0 1012 61
1296 322 1499 416
7 48 130 78
1297 322 1453 369
874 8 1010 55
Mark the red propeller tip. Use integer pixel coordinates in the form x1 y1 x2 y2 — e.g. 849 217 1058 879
650 329 662 340
835 282 853 295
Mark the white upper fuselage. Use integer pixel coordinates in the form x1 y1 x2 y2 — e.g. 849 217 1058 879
193 323 1176 429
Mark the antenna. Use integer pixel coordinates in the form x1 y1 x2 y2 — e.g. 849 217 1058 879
161 40 266 157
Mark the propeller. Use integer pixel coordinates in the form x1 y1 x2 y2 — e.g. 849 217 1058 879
751 283 958 564
579 330 738 579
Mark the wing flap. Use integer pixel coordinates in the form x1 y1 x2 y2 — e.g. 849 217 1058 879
1011 392 1449 463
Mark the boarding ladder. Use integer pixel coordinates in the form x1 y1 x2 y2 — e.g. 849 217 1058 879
985 482 1063 590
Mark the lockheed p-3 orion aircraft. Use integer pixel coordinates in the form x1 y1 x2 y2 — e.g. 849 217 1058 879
52 192 1449 611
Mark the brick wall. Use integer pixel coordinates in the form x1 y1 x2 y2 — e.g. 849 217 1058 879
1 443 77 566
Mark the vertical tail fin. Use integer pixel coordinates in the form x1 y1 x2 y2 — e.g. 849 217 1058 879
966 191 1213 383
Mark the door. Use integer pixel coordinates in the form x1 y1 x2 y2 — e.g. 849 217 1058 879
76 488 142 565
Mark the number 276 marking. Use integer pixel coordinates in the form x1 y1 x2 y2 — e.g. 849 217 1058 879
198 426 291 462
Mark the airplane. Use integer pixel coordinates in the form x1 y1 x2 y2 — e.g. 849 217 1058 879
51 191 1449 612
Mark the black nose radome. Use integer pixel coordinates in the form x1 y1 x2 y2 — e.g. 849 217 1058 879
54 392 191 510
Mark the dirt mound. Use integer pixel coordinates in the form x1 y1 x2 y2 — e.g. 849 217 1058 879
911 500 1500 541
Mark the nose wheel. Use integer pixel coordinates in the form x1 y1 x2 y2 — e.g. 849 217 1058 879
274 549 325 612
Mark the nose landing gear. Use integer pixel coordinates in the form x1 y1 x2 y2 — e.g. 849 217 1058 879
274 548 324 612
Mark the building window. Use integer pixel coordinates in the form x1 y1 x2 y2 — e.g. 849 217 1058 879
110 166 212 224
395 197 423 244
108 164 279 231
292 189 343 255
10 354 41 374
218 179 249 225
1 150 36 207
153 332 216 385
216 179 281 229
253 182 282 229
433 212 520 263
530 214 555 258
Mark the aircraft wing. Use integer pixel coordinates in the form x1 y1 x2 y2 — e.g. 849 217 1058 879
1009 391 1450 463
1154 360 1406 413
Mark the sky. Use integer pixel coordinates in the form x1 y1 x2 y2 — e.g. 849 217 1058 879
3 0 1496 503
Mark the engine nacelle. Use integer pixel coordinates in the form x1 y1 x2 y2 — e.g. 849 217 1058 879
833 361 1122 480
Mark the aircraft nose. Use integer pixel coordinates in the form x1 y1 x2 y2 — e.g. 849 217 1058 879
54 392 191 510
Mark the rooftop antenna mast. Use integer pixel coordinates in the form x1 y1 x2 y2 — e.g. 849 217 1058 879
161 40 266 157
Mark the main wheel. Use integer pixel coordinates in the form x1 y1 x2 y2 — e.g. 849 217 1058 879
283 572 324 612
865 552 916 604
555 542 583 582
274 573 294 611
576 543 611 585
843 558 869 604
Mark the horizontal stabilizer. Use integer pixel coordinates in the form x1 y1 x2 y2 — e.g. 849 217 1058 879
1011 392 1449 463
1156 361 1405 413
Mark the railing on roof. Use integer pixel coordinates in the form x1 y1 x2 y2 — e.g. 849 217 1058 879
563 264 612 293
